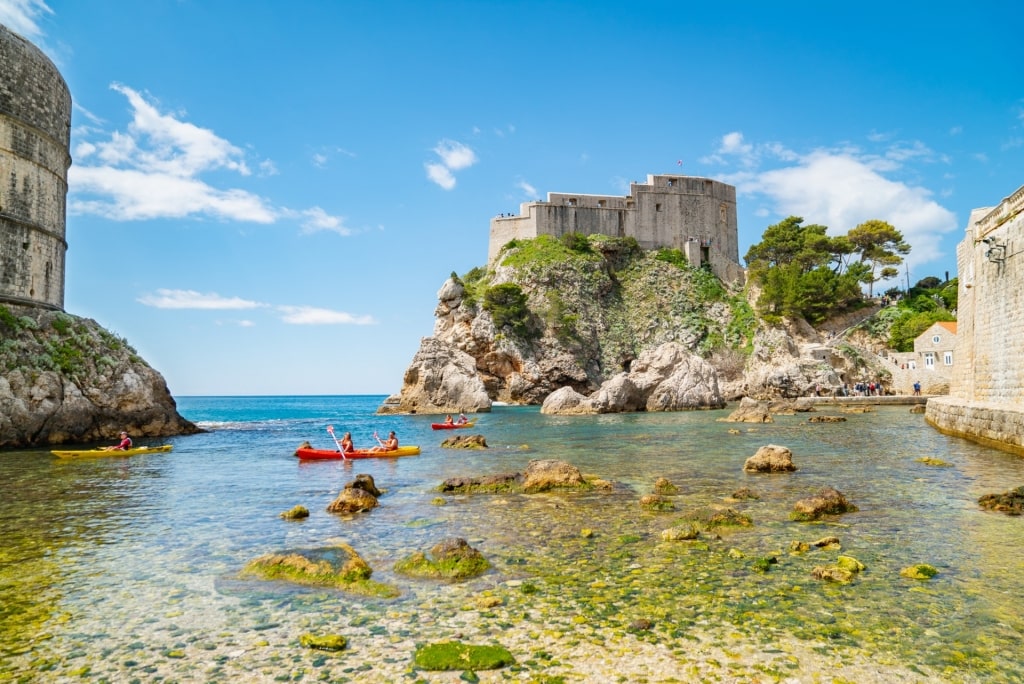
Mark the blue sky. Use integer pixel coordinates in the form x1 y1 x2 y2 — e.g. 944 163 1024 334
2 1 1021 397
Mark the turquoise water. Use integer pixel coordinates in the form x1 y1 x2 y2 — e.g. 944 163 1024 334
2 396 1024 682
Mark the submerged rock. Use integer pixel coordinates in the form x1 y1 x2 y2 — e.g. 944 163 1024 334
279 505 309 520
299 633 347 651
900 564 939 580
413 641 515 671
978 485 1024 514
441 434 488 449
394 537 490 580
791 486 858 521
241 542 398 597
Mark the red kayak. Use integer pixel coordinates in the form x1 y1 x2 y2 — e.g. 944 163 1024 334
295 445 421 460
430 420 476 430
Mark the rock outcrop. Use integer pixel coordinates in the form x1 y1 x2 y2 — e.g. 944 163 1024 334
0 304 198 448
542 342 724 414
378 235 902 413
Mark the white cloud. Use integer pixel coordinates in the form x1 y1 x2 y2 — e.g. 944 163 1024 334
137 289 265 310
0 0 52 39
434 139 477 170
425 162 456 190
706 131 961 273
276 306 376 325
66 84 348 234
298 206 350 236
425 139 477 190
517 180 537 198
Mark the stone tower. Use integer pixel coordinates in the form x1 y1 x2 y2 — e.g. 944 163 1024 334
0 23 72 310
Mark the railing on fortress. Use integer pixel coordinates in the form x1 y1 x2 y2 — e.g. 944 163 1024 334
976 184 1024 235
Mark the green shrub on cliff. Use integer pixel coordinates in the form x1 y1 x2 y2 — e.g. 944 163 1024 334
483 283 533 338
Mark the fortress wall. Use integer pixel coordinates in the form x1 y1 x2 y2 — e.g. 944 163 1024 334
487 175 742 283
926 184 1024 455
0 24 72 310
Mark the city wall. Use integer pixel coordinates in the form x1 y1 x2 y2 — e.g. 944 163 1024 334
489 175 744 284
926 184 1024 455
0 24 72 310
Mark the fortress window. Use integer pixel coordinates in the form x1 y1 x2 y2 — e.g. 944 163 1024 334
598 200 606 208
656 203 662 212
626 201 634 209
667 179 674 187
568 198 577 207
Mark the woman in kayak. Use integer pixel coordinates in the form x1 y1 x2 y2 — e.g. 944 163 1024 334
340 432 354 453
102 431 132 451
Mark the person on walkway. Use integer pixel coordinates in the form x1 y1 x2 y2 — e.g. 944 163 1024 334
913 381 921 396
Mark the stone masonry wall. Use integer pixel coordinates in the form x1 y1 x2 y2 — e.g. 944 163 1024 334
488 174 742 284
926 184 1024 454
0 23 72 310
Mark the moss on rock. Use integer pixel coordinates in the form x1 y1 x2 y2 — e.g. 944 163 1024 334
413 641 515 671
241 542 399 597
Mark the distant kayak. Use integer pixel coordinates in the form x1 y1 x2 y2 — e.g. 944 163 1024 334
430 421 476 430
51 445 174 459
294 445 421 460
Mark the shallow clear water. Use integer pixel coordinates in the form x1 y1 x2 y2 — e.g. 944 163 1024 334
2 396 1023 682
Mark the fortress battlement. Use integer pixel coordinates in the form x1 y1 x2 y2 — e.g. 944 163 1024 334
489 174 744 284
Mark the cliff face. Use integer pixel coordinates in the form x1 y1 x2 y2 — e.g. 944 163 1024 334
0 304 199 448
380 235 896 415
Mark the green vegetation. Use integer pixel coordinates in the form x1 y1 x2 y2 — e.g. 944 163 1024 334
483 283 533 338
880 277 957 351
413 641 515 671
499 234 601 268
654 247 688 269
744 216 909 323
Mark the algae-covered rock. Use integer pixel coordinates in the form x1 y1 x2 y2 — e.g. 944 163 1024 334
978 485 1024 514
917 457 952 467
677 505 752 530
791 486 858 521
299 633 347 651
811 565 854 583
753 556 778 573
522 459 589 492
241 542 399 597
279 505 309 520
438 472 522 494
808 415 846 423
836 556 865 573
653 477 679 494
441 434 488 449
661 523 700 541
413 641 515 671
640 494 675 512
394 537 490 580
730 487 760 500
900 564 938 580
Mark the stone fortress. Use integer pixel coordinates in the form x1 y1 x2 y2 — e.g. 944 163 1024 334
489 174 746 285
927 183 1024 455
0 23 71 311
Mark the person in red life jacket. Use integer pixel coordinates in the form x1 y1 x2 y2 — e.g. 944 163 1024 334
103 431 132 451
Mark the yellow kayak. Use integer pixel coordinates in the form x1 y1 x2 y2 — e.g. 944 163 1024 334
51 445 174 459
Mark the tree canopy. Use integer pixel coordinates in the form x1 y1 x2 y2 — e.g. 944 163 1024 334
743 216 897 323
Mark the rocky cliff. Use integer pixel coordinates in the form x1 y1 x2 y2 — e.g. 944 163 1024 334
0 304 199 448
379 234 896 415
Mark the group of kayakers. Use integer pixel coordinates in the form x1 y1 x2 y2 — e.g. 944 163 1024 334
335 429 399 453
443 413 469 425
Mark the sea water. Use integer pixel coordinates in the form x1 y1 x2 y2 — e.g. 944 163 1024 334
1 396 1023 682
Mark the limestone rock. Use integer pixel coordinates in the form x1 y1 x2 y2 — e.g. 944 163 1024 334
0 305 199 447
544 342 723 414
522 459 585 491
743 445 798 473
440 434 488 449
326 476 382 514
377 336 491 415
791 486 858 521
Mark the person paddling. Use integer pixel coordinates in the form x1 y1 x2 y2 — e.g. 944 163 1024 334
102 431 132 451
340 431 354 453
373 430 399 452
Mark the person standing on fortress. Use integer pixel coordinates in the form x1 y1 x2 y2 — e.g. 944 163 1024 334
913 381 921 396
